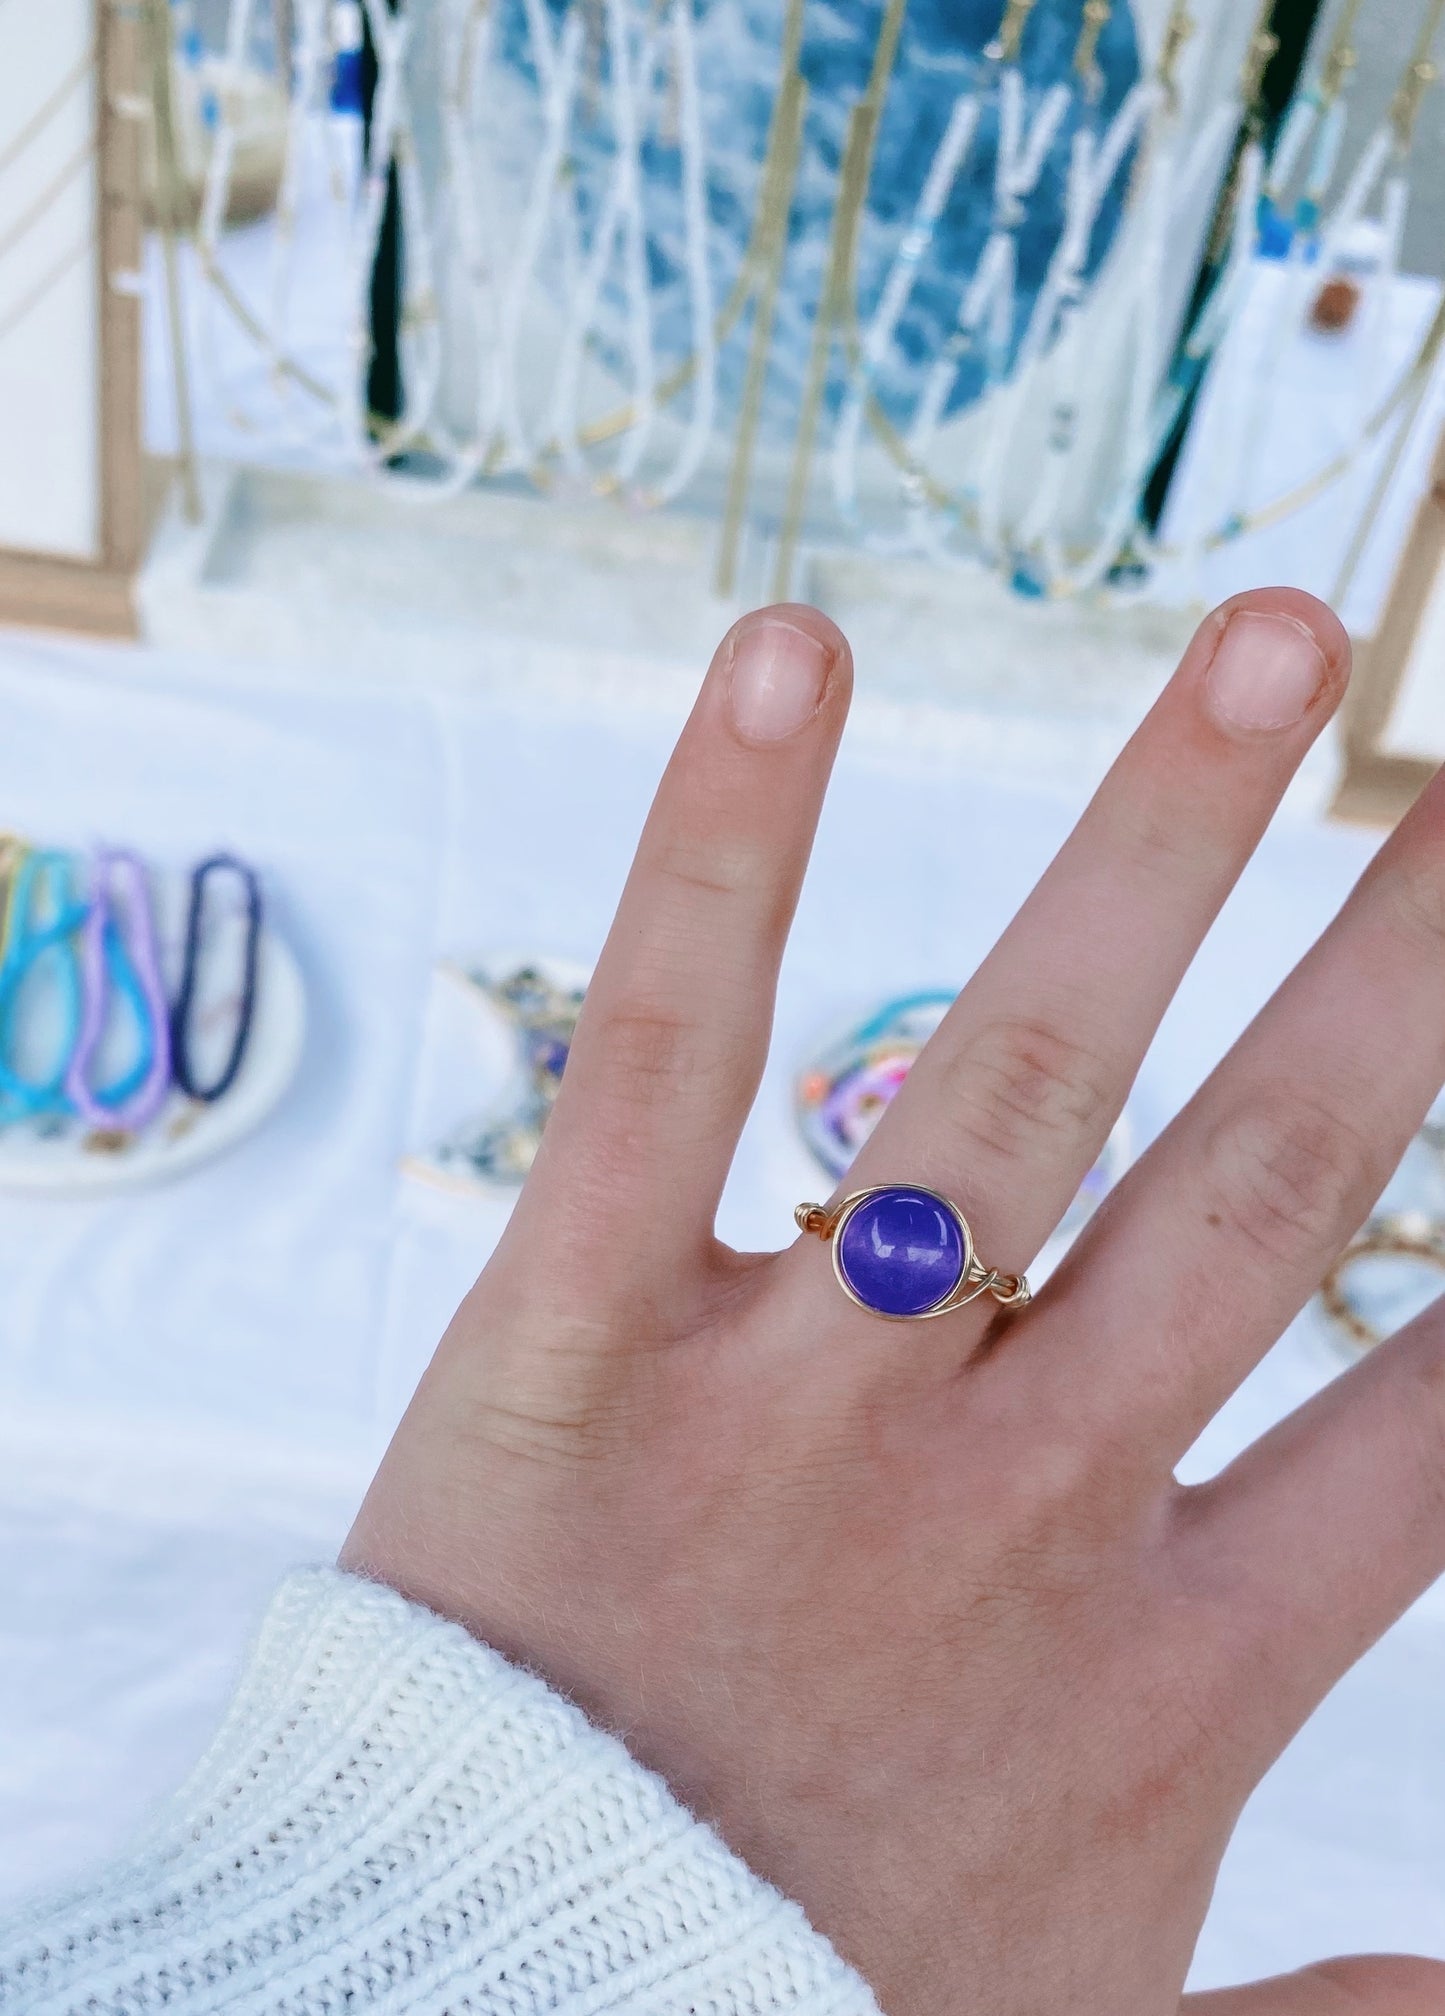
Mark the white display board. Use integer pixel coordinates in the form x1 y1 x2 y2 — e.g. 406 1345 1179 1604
0 0 102 562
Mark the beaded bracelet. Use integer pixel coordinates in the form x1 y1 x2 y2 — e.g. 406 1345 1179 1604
170 852 262 1104
65 849 173 1133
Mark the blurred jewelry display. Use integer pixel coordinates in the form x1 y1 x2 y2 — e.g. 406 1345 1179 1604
144 0 1445 604
0 835 303 1190
408 958 588 1192
149 4 290 229
1189 0 1445 574
1319 1213 1445 1357
796 991 953 1181
795 990 1129 1249
1316 1109 1445 1357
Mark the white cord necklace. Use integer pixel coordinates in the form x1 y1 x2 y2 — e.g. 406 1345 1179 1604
488 5 586 473
906 66 1072 470
997 75 1158 567
1057 103 1227 597
420 0 505 491
641 0 717 507
829 81 988 522
262 0 336 449
544 2 662 483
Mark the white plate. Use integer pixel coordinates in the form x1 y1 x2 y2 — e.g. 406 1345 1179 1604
0 932 306 1194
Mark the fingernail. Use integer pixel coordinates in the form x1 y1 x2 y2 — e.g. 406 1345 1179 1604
727 618 833 744
1205 609 1329 734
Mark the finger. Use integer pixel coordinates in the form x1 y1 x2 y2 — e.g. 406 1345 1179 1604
1047 760 1445 1459
513 605 851 1289
1182 1956 1445 2014
829 589 1348 1302
1180 1289 1445 1727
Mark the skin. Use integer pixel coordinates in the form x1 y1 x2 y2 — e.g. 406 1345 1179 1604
343 589 1445 2016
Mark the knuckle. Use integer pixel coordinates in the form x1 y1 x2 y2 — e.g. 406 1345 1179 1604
1109 789 1220 884
589 1001 701 1108
942 1014 1114 1164
1374 855 1445 956
1199 1088 1378 1268
1396 1343 1445 1504
654 831 762 904
1312 1956 1445 2012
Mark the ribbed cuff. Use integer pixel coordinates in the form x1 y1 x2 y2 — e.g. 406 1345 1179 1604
1 1567 880 2016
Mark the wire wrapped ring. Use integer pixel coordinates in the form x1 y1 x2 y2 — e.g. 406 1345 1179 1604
1319 1212 1445 1355
796 1185 1030 1322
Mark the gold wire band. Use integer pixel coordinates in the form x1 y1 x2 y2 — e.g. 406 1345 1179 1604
1319 0 1365 106
1073 0 1114 90
1157 2 1195 112
1390 0 1445 149
1319 1213 1445 1354
989 0 1039 67
795 1188 1031 1320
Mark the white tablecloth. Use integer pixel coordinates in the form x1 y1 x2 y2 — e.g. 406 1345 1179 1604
0 623 1438 1990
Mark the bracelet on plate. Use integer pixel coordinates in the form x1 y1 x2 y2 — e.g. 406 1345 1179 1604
0 850 89 1121
170 852 263 1104
0 852 84 1119
65 849 173 1133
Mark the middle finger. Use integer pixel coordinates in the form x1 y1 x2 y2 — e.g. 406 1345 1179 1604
815 590 1348 1322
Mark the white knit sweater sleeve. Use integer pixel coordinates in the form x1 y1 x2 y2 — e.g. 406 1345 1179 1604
0 1568 880 2016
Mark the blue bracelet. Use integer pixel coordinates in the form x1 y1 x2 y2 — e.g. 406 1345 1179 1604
0 851 89 1121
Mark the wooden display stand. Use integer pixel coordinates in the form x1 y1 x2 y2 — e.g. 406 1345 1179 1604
1334 425 1445 826
0 0 144 638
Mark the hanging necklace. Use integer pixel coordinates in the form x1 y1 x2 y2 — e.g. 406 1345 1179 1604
260 0 338 453
905 1 1074 484
420 0 506 495
537 0 717 507
546 0 664 489
828 0 1011 525
343 0 446 467
488 5 588 476
880 0 1187 587
1217 0 1434 540
988 0 1162 572
1188 0 1444 570
1257 0 1364 252
1068 0 1274 592
633 0 716 506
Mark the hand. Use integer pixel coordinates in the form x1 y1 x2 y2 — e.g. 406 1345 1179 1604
343 593 1445 2016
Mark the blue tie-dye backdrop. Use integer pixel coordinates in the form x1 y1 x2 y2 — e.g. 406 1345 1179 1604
503 0 1143 429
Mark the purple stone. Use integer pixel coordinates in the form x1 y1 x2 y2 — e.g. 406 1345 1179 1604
836 1187 966 1317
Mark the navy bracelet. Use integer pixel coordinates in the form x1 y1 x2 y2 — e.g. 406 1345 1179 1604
170 853 263 1104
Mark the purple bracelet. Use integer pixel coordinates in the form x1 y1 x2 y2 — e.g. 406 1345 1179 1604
65 848 173 1132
